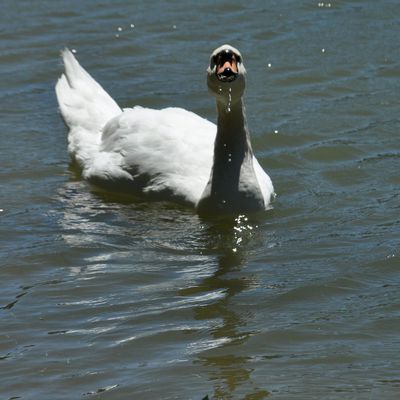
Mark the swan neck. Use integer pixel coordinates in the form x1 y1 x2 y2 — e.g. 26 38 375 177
216 99 252 153
196 97 265 214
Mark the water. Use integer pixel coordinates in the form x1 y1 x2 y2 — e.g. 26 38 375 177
1 0 399 398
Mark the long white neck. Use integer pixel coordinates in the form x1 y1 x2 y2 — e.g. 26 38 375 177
213 99 253 190
197 97 265 215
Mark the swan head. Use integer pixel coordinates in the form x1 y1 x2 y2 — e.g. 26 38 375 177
207 44 246 107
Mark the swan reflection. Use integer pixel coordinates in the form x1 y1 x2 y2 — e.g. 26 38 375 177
57 179 275 398
179 215 275 399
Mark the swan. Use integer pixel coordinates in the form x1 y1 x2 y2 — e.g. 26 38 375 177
56 44 274 214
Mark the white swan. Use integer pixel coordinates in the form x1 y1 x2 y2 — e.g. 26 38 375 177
56 44 274 214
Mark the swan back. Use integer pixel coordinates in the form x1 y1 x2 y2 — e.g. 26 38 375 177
99 106 216 204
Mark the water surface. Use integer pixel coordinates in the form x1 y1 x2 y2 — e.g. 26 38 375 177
1 1 399 399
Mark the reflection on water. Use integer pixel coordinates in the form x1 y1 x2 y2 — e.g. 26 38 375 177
57 177 275 398
179 216 275 399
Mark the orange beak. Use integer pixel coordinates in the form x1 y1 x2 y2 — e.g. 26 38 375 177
217 58 239 75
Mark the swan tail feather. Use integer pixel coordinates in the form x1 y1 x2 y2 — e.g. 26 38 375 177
55 49 122 167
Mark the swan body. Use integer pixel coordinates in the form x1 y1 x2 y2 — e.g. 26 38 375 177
56 45 274 214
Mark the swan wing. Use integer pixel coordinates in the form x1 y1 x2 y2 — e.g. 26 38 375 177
88 106 216 204
56 49 121 131
253 157 275 208
55 49 122 169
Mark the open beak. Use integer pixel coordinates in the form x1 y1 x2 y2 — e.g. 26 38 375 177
215 49 239 82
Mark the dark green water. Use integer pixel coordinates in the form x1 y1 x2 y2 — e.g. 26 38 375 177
1 1 399 399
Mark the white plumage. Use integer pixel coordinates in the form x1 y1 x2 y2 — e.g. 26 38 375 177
56 45 274 214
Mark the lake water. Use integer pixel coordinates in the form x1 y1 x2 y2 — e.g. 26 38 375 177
1 1 399 399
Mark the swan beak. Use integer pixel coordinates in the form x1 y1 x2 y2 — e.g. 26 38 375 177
215 50 239 82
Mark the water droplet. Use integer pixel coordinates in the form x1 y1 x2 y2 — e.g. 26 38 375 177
227 87 232 113
130 24 135 28
267 63 272 68
71 49 77 54
117 26 123 32
274 129 279 134
172 25 177 29
321 48 326 53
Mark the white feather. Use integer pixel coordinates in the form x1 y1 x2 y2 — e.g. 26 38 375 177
55 47 274 211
